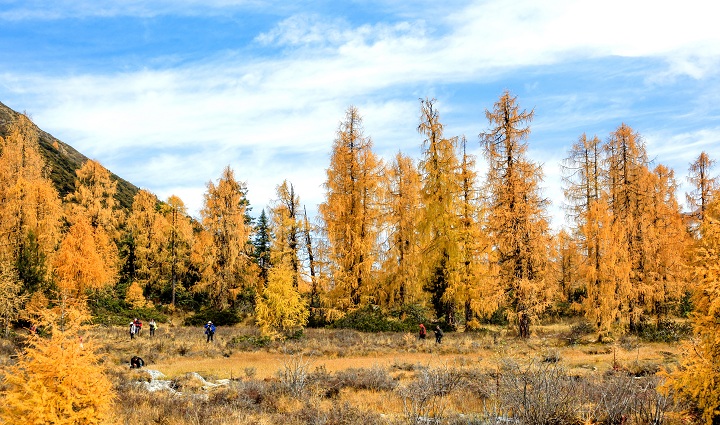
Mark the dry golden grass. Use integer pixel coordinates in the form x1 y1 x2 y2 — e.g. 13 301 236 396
1 319 691 424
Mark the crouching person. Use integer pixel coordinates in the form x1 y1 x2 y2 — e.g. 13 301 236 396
130 356 145 369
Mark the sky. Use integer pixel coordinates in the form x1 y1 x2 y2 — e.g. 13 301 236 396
1 0 719 229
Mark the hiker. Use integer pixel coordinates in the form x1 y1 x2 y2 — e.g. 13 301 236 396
204 321 216 343
434 325 444 344
129 321 137 340
419 323 427 340
130 356 145 369
135 318 143 335
149 319 157 337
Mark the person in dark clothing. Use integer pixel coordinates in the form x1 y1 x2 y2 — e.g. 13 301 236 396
419 323 427 340
130 356 145 369
204 321 216 343
434 325 444 344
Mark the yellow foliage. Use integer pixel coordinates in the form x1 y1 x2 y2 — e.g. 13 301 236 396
255 258 309 340
52 216 117 298
195 166 256 309
126 281 146 309
668 199 720 424
0 305 115 424
0 113 61 276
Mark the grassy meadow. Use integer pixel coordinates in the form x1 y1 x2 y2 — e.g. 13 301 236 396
59 318 694 425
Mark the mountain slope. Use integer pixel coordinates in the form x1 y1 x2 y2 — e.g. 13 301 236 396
0 101 139 210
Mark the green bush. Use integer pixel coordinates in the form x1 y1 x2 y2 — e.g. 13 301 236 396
634 318 692 343
183 308 242 327
331 304 433 333
331 305 406 332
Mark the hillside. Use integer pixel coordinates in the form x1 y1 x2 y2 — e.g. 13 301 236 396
0 100 139 210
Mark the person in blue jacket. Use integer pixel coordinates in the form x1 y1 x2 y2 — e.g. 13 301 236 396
204 321 216 343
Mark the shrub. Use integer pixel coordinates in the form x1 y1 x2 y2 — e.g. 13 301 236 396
480 360 584 425
277 354 311 398
336 365 396 392
184 308 242 327
399 365 462 424
331 305 408 332
634 319 692 343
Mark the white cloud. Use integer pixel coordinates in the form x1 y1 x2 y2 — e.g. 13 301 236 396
3 0 719 224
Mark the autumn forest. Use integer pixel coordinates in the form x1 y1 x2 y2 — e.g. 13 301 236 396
1 91 720 423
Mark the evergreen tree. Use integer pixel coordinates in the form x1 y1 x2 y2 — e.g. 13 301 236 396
253 209 272 286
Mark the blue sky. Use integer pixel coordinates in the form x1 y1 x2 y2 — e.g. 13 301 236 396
2 0 719 229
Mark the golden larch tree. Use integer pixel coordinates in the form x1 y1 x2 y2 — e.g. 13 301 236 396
417 98 464 325
379 152 424 308
269 180 303 289
480 91 552 338
0 113 62 294
62 159 120 299
126 189 169 302
52 215 117 300
162 195 195 307
194 166 257 309
319 106 383 309
0 304 115 425
563 133 631 337
686 151 718 226
456 137 493 324
669 198 720 425
255 256 309 340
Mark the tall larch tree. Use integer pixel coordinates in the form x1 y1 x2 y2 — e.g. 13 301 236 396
302 206 320 308
480 91 552 338
162 194 194 307
319 106 383 309
194 166 257 309
604 124 687 330
0 114 62 295
62 159 120 300
379 152 423 308
686 151 718 226
417 98 464 325
641 165 690 319
457 137 492 324
126 189 168 303
563 133 630 337
269 180 303 289
670 197 720 425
